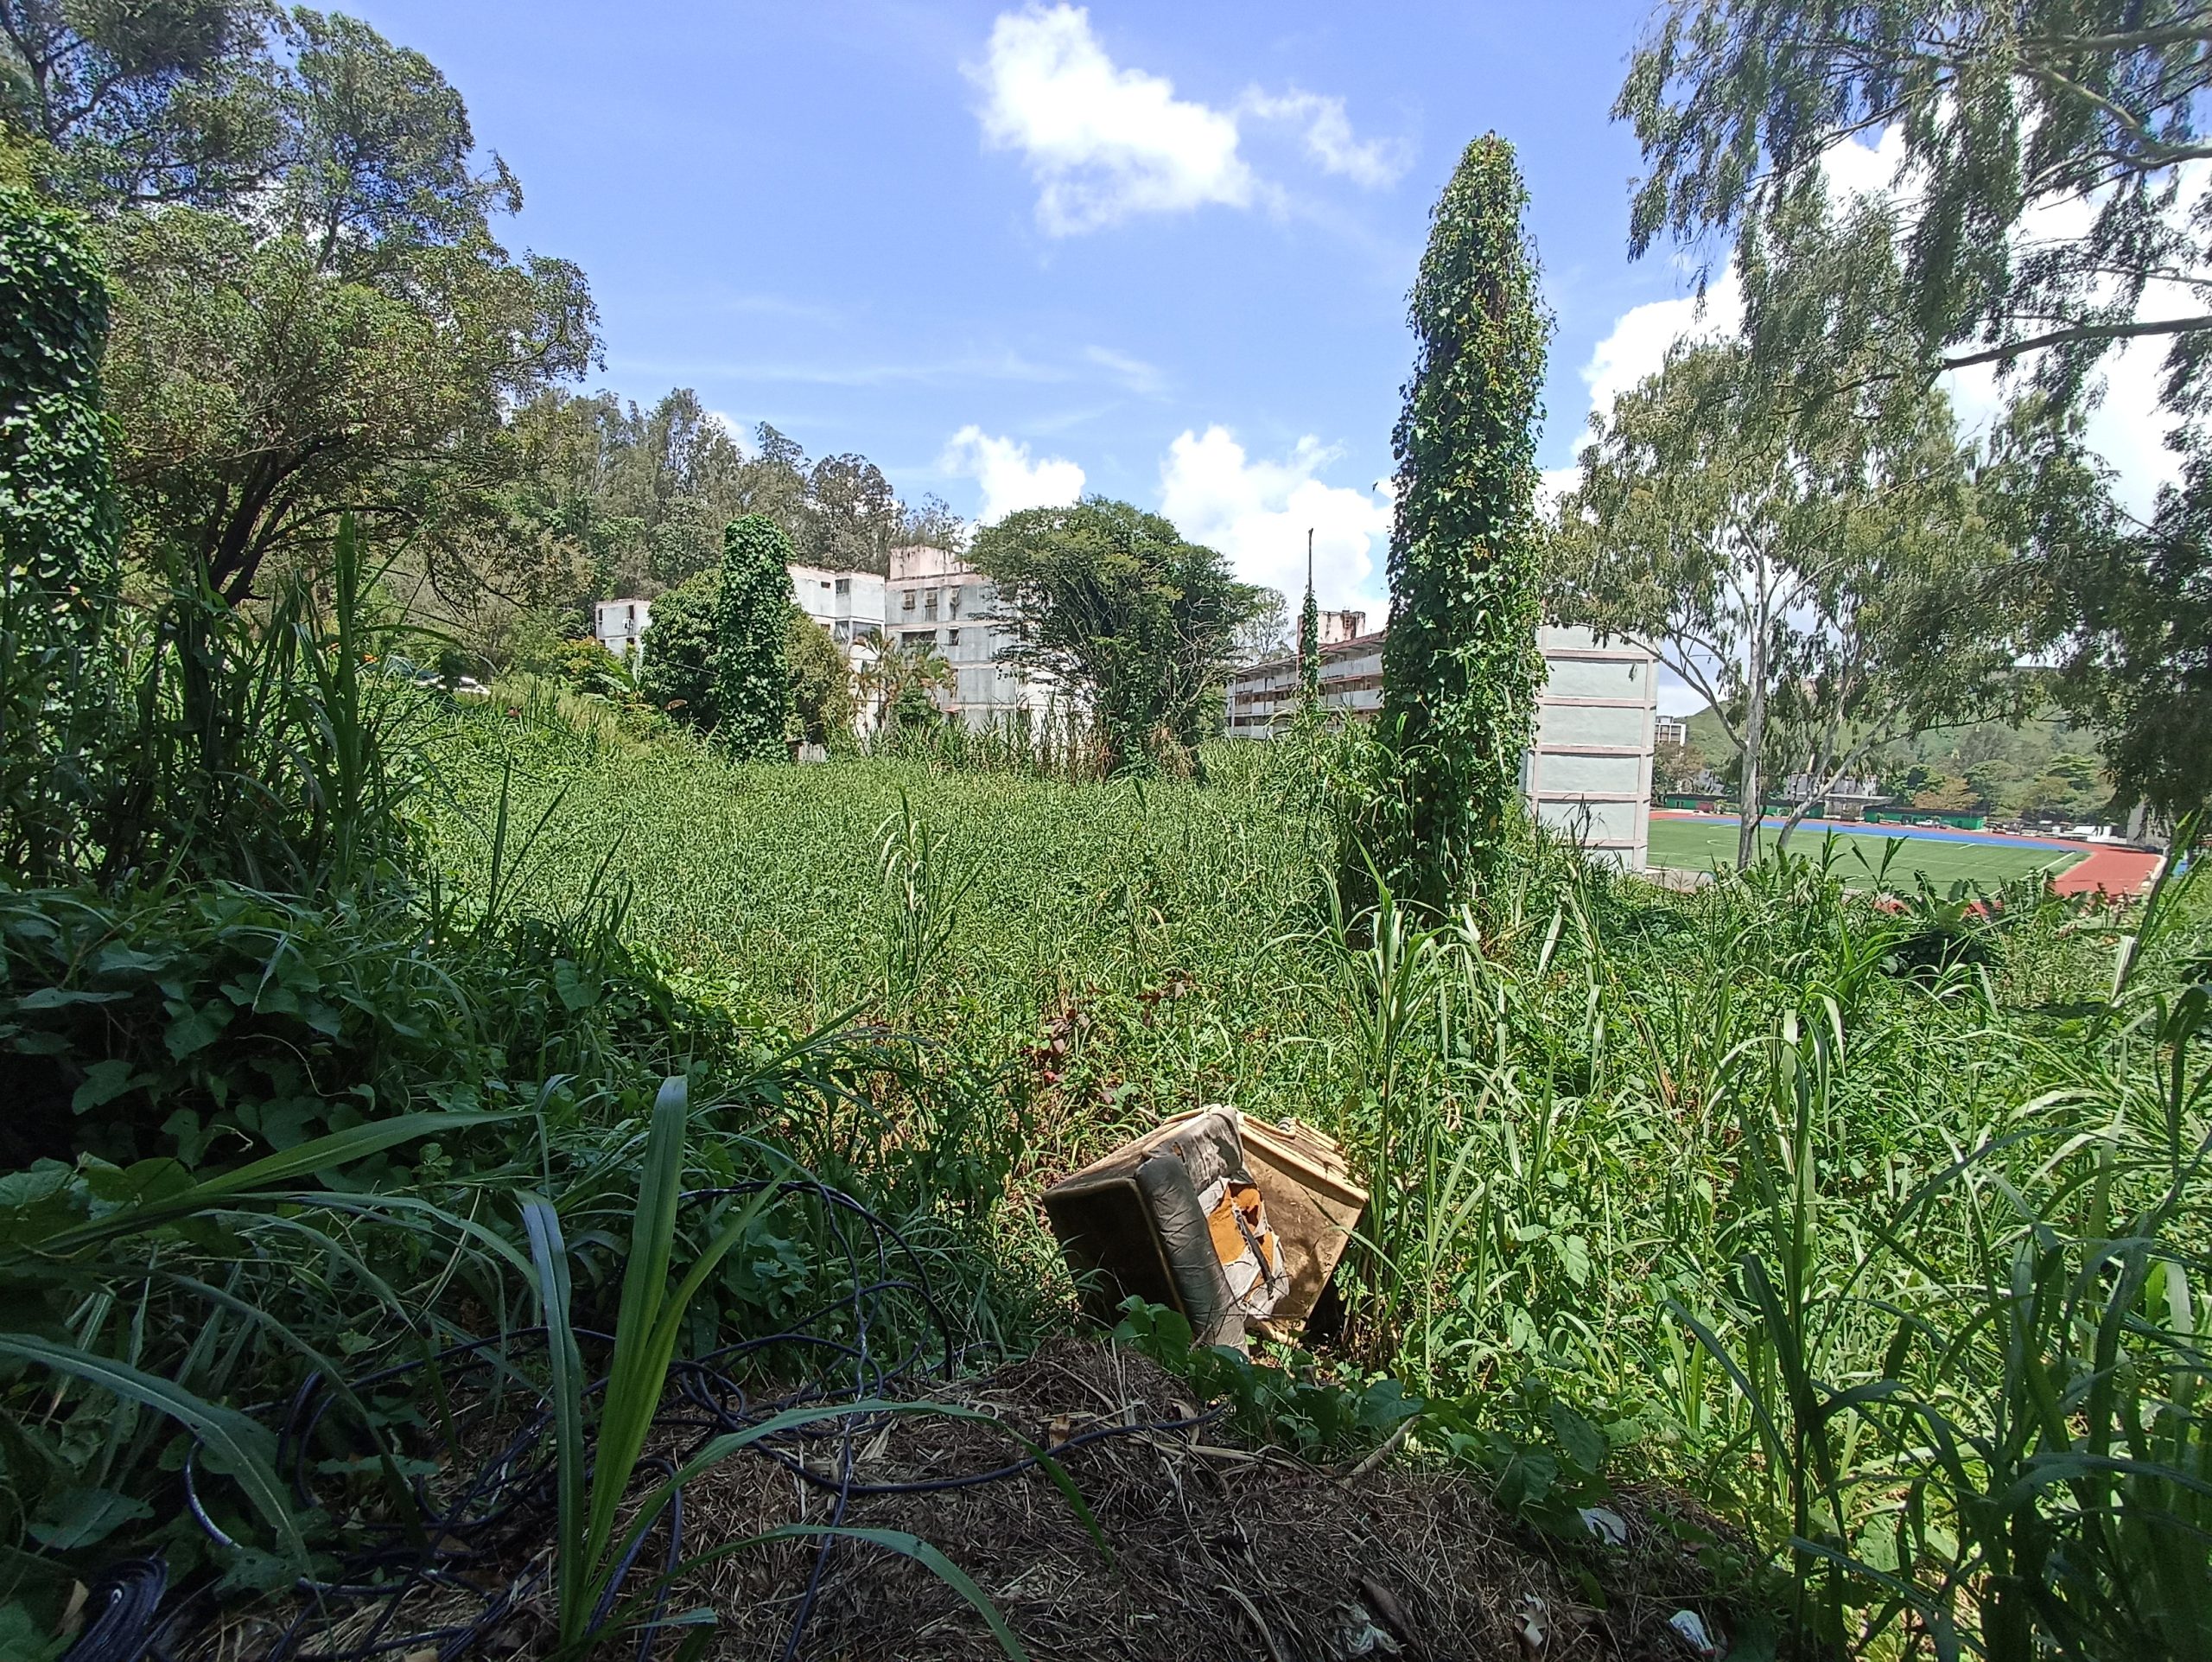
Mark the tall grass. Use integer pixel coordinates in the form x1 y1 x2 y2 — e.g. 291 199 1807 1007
428 714 2209 1655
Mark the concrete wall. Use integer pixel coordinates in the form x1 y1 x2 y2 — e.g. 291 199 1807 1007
1222 623 1658 869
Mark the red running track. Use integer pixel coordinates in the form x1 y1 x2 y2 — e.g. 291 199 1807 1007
2051 844 2163 899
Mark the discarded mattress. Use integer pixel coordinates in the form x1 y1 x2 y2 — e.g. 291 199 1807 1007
1041 1105 1367 1347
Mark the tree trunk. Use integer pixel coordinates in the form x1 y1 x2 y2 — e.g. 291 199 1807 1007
1736 549 1770 869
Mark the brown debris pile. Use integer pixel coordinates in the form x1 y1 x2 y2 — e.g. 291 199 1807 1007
658 1338 1739 1661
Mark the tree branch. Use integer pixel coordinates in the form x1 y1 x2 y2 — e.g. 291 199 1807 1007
1940 311 2212 372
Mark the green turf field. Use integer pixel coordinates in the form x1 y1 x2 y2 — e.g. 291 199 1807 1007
1646 816 2086 889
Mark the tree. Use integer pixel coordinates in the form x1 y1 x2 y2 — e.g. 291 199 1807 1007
856 631 955 732
1614 1 2212 815
801 452 899 574
1618 2 2212 397
1377 134 1551 910
1554 316 2017 868
638 571 718 726
0 0 284 209
1 185 115 880
1234 585 1290 666
5 8 598 600
785 608 853 745
968 497 1263 775
712 515 792 761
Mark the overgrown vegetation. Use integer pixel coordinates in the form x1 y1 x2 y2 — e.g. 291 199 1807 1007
1376 135 1550 907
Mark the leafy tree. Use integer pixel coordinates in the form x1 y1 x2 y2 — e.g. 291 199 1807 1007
857 631 955 732
638 571 717 725
1618 1 2212 397
1554 324 2016 867
969 497 1263 775
1230 584 1289 667
4 8 598 601
712 514 792 761
785 608 853 745
1378 134 1551 909
0 0 284 208
1613 1 2212 814
801 451 899 574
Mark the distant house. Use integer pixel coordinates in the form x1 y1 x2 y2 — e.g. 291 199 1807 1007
1223 624 1659 869
1655 715 1689 749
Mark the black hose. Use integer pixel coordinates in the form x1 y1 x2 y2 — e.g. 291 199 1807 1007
58 1558 167 1662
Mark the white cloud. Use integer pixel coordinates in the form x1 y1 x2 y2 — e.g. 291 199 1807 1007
1084 344 1165 394
969 5 1400 234
1240 89 1408 188
941 425 1087 524
1158 424 1393 608
1578 264 1745 427
971 5 1251 234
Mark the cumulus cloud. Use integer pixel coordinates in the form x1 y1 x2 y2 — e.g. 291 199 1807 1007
969 5 1400 234
941 426 1087 524
1240 89 1408 189
1158 425 1393 607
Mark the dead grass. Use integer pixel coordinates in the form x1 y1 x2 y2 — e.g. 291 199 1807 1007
661 1338 1740 1661
202 1338 1748 1661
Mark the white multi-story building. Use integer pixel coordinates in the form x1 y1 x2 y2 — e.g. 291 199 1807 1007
592 598 652 660
789 563 887 655
1224 623 1658 869
593 545 1047 731
1655 715 1689 749
883 544 1051 726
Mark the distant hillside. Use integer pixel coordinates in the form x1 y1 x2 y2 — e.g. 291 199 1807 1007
1669 707 2113 819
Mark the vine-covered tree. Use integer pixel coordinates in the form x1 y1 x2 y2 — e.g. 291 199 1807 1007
1376 135 1551 909
712 515 793 761
1300 532 1321 713
0 186 115 880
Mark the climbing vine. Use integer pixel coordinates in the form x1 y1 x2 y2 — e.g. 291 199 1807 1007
712 514 795 761
1 187 118 879
1375 135 1551 911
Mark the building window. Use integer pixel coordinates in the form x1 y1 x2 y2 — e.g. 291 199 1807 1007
835 577 849 595
833 621 850 644
947 629 960 647
923 589 938 618
904 630 935 648
902 590 916 610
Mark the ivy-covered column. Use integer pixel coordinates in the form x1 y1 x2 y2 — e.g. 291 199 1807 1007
712 514 796 761
0 188 118 880
1377 136 1551 912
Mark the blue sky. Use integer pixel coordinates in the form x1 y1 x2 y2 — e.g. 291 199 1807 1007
343 1 1731 617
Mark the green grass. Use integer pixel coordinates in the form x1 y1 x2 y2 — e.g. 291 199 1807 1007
1647 813 2086 888
420 705 2212 1656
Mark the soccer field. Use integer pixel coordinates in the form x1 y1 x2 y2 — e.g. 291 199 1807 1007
1646 815 2088 889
